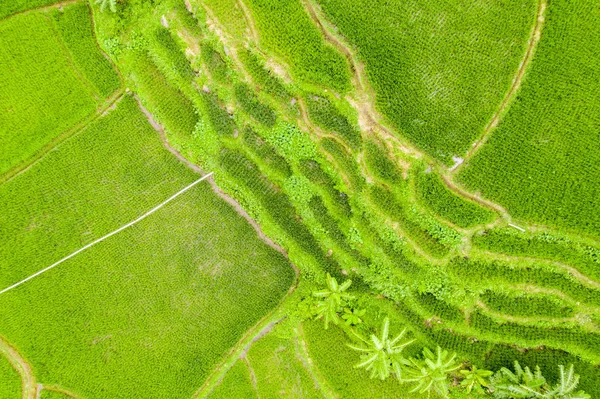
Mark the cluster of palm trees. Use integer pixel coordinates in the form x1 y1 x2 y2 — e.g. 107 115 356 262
311 274 590 398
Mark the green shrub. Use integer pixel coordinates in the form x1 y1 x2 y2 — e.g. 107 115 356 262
234 83 277 127
306 94 361 149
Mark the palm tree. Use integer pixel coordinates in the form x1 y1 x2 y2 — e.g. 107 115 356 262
342 307 365 326
459 365 494 394
489 361 546 398
95 0 117 13
312 273 354 329
403 346 461 398
347 317 414 380
545 365 590 399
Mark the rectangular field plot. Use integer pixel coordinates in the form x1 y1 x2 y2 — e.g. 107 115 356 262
0 97 295 398
0 0 61 19
0 3 120 179
457 0 600 236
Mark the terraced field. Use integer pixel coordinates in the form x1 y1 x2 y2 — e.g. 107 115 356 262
2 0 599 397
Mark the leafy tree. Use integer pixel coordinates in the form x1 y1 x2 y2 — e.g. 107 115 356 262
312 273 354 329
96 0 117 13
490 361 546 398
342 307 365 326
544 365 590 399
404 346 461 398
490 362 590 399
459 365 494 394
347 317 414 380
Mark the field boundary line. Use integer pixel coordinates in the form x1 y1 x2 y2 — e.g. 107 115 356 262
0 173 213 296
44 13 102 101
0 90 124 185
453 0 547 173
0 336 37 399
0 0 80 22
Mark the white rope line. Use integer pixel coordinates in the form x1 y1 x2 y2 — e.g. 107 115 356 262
0 172 213 296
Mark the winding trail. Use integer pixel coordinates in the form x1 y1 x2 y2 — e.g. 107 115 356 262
0 336 36 399
453 0 547 174
0 0 79 22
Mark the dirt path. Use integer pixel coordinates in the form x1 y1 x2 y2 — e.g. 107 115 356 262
236 0 260 44
453 0 547 174
0 336 37 399
0 90 124 185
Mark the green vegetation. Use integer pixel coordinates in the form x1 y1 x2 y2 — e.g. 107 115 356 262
316 0 537 162
0 355 20 398
0 0 61 19
3 0 600 396
414 166 496 228
244 0 351 91
51 3 121 97
458 0 600 236
0 98 294 398
0 11 98 176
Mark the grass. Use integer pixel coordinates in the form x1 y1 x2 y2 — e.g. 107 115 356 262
316 0 537 162
0 11 98 176
457 0 600 236
50 2 121 98
246 326 324 398
0 0 61 19
243 0 351 92
206 360 256 399
414 165 495 228
0 97 295 398
0 355 21 398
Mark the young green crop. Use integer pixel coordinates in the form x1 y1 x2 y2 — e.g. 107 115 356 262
458 0 600 236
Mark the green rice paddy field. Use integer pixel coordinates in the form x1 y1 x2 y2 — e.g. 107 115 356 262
1 0 599 397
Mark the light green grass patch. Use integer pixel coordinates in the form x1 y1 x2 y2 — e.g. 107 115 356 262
206 360 257 399
458 0 600 236
0 11 98 176
0 354 21 398
0 97 294 398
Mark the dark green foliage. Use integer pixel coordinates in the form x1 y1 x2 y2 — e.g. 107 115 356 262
242 127 292 178
244 0 351 92
151 27 195 81
51 3 121 97
368 185 450 257
364 142 402 184
470 311 600 362
447 257 600 309
239 49 291 100
458 0 600 236
234 83 277 127
316 0 536 162
200 91 236 136
480 291 575 319
310 196 351 252
129 54 197 137
321 138 365 190
306 95 361 149
219 148 341 277
414 293 465 323
298 160 352 219
415 167 495 228
472 229 600 282
200 42 229 82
